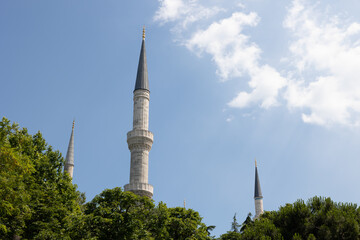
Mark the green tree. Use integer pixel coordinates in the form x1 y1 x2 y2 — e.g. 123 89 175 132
267 200 311 239
240 218 283 240
0 117 83 239
166 206 210 240
219 231 242 240
307 234 316 240
219 213 249 240
231 213 240 233
206 225 216 238
1 118 213 239
80 187 154 239
76 187 212 240
238 196 360 240
240 213 253 233
305 197 359 240
0 119 33 238
292 233 302 240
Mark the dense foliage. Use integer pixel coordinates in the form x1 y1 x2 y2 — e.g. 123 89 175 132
2 117 360 240
0 117 82 239
69 187 211 240
0 118 212 240
220 197 360 240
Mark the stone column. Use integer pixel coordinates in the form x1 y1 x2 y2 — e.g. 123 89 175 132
124 89 153 198
254 198 264 218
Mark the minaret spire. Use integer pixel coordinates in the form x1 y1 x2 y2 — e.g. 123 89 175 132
124 29 154 198
64 120 75 178
134 26 149 91
254 158 264 218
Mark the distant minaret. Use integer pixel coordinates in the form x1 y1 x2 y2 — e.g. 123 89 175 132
124 27 154 198
254 159 263 218
64 120 75 178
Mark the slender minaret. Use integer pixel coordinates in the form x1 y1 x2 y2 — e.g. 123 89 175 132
64 120 75 178
124 27 154 198
254 159 263 218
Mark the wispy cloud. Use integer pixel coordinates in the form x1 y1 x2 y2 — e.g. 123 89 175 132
186 12 260 80
284 0 360 126
155 2 287 109
153 0 185 23
154 0 223 32
226 115 234 122
154 0 360 127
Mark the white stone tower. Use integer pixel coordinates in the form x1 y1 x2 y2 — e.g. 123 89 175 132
124 28 154 198
64 120 75 178
254 159 264 218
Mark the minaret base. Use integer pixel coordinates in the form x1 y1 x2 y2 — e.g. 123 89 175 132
64 164 74 178
254 197 264 219
124 182 153 198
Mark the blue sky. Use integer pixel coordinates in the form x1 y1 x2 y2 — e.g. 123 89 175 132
2 0 360 236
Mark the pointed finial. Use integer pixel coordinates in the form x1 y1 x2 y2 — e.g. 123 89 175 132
72 119 75 130
184 199 186 208
142 26 145 40
255 158 257 168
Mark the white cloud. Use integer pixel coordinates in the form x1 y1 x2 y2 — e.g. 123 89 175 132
229 65 287 109
284 0 360 126
186 12 259 80
226 115 234 122
154 1 287 110
154 0 223 31
186 12 287 108
153 0 185 23
154 0 360 127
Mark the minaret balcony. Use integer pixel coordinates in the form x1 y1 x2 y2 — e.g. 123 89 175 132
124 182 153 198
127 129 153 150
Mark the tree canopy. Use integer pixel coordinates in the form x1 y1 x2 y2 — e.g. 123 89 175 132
0 117 83 239
70 187 211 240
2 117 360 240
220 197 360 240
0 117 212 240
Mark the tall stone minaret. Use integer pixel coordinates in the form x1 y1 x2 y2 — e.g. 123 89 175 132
64 120 75 178
254 159 264 218
124 28 154 198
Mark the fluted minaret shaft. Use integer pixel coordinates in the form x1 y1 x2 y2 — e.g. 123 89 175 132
124 29 154 198
64 121 75 178
254 160 263 218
